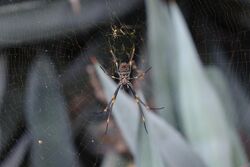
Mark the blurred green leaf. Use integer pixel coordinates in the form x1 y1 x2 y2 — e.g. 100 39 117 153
0 0 142 47
206 67 238 126
0 89 24 155
1 134 30 167
206 66 248 167
171 2 247 166
24 56 79 167
0 56 8 152
147 0 248 167
146 0 176 126
95 63 206 167
0 56 6 107
101 151 128 167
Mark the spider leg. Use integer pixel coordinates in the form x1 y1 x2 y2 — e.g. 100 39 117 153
129 44 135 71
103 84 121 134
130 67 152 80
127 84 148 133
128 83 164 111
109 49 119 72
119 28 126 35
99 65 119 80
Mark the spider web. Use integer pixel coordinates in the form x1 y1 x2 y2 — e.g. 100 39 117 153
1 0 250 167
68 2 148 166
0 0 146 166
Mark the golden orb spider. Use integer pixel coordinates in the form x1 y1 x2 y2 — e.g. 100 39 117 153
100 46 164 134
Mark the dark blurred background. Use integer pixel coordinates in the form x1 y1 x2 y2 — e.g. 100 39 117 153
0 0 250 166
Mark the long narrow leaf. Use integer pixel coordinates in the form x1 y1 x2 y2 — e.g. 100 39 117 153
24 56 79 167
169 2 247 167
0 0 142 47
146 0 176 126
206 66 248 167
1 134 31 167
0 56 7 153
146 0 247 165
101 151 128 167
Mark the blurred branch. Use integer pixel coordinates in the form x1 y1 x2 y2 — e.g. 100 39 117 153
0 0 143 48
0 1 47 15
1 133 31 167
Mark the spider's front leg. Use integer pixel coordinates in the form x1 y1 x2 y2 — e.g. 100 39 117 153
109 49 119 72
103 84 121 134
127 83 148 133
130 67 152 80
129 44 135 72
99 65 119 80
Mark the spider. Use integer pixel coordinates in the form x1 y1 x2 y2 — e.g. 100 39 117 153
100 46 164 134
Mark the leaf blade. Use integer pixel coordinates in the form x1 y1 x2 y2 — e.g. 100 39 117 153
24 56 79 167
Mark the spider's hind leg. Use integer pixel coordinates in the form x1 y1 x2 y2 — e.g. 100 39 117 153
128 84 164 111
128 84 165 133
128 85 148 134
137 101 148 134
103 84 121 134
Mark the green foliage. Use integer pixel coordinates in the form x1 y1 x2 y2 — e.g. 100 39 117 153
146 0 177 126
206 67 248 167
101 151 129 167
0 0 248 167
0 56 8 158
0 57 7 152
146 0 248 167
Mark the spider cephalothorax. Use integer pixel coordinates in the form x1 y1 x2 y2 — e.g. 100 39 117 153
100 47 163 134
118 63 130 85
119 62 129 73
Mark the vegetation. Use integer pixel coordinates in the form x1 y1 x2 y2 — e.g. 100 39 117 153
0 0 249 166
